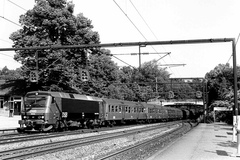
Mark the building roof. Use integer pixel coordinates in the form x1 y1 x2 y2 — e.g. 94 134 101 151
0 80 10 96
0 79 25 96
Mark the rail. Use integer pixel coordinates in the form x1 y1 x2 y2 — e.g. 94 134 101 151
0 128 17 133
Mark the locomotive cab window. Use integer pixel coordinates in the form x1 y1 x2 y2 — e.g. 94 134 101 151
24 94 49 109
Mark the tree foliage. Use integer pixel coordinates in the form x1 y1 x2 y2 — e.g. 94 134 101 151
9 0 100 92
205 63 240 105
0 67 22 80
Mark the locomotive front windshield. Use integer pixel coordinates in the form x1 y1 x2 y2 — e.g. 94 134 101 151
24 94 49 110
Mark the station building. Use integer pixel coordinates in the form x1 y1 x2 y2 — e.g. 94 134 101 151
0 80 23 116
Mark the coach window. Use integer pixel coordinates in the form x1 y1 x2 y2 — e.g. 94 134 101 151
119 106 122 112
108 105 111 112
111 105 114 112
115 105 118 112
128 107 131 113
134 107 136 113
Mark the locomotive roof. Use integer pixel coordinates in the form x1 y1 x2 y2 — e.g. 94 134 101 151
26 91 103 102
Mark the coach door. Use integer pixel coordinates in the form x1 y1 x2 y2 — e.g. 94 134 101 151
120 105 126 120
98 102 104 121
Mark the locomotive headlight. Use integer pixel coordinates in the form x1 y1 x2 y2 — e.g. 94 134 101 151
38 115 44 119
23 115 29 119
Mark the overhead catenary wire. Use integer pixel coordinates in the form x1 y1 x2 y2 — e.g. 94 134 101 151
128 0 178 76
7 0 27 11
0 16 21 27
112 0 177 77
111 55 136 69
113 0 148 41
112 0 167 55
0 52 14 58
0 38 12 44
129 0 158 40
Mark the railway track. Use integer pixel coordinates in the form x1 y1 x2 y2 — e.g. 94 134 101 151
0 129 88 145
99 122 191 160
0 123 166 145
0 122 180 160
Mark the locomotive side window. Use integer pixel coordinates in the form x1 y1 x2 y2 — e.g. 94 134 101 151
51 97 55 103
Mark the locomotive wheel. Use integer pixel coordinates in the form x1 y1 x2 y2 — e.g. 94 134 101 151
55 120 67 131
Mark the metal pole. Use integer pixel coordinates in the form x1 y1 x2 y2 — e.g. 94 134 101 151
0 38 234 51
204 80 208 123
156 77 158 93
233 38 238 119
231 39 240 156
139 45 141 69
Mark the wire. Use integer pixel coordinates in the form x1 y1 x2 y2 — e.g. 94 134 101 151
0 16 21 27
113 0 148 41
126 0 178 77
129 0 158 40
0 38 12 44
0 52 14 58
7 0 27 11
111 55 136 69
112 0 172 72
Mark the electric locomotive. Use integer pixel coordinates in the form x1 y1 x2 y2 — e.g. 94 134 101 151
18 91 103 132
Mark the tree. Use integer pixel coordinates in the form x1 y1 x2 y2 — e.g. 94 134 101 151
0 66 22 80
9 0 100 92
205 63 238 104
139 60 170 100
72 49 123 98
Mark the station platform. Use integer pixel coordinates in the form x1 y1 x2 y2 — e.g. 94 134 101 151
147 123 240 160
0 115 21 129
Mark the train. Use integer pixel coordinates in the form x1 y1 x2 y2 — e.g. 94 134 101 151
17 91 192 132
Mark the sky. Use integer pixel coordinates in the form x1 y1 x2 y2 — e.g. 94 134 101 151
0 0 240 78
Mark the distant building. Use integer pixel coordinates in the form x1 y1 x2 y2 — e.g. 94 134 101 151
0 80 23 116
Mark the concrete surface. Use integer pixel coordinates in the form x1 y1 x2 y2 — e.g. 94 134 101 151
0 115 21 129
147 123 240 160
